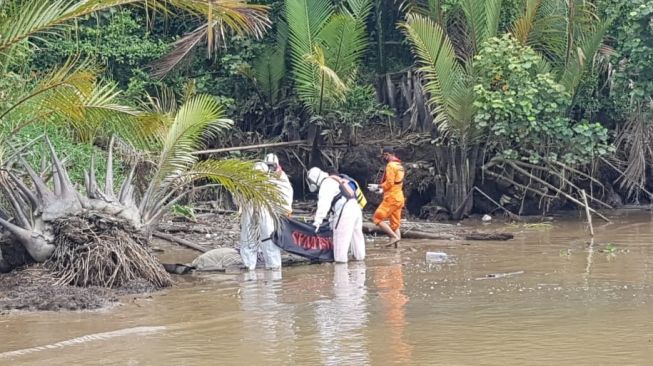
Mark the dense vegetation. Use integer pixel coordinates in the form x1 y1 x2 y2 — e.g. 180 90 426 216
3 0 653 227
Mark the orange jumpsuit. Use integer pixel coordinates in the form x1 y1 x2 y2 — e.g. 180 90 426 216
373 158 405 231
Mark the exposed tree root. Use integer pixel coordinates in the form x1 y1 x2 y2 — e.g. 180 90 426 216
47 213 171 289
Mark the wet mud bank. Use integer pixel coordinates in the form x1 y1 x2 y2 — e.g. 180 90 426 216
0 210 513 312
0 213 282 312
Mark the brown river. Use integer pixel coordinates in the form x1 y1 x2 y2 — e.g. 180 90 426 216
1 211 652 365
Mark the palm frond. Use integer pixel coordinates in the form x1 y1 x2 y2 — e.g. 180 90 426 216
150 25 206 79
343 0 372 19
286 0 334 112
184 159 285 217
158 94 230 180
512 0 541 45
253 46 287 104
78 82 146 145
613 104 653 199
302 45 349 112
151 0 271 78
510 0 564 61
140 94 232 218
305 45 348 92
1 58 96 130
559 19 610 99
400 13 475 138
319 0 372 79
460 0 502 53
0 0 144 56
168 0 270 39
250 21 288 104
399 0 444 23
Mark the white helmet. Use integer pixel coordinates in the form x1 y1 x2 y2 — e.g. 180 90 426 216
253 161 269 173
264 153 280 172
306 167 328 193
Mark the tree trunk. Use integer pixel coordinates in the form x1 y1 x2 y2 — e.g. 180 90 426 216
432 144 479 219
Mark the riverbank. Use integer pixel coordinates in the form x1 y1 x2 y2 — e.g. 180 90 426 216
0 207 546 312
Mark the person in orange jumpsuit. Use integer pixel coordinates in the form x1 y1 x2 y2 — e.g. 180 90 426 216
370 147 405 247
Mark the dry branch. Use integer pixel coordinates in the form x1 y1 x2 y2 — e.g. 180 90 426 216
508 162 611 222
153 231 208 253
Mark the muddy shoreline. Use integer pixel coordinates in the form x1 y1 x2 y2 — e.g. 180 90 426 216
0 205 634 313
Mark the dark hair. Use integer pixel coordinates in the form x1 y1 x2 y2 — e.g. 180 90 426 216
382 146 394 154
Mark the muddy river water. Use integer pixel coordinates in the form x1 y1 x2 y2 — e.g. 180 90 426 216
1 212 652 365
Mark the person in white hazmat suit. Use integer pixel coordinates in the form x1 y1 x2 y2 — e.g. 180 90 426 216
240 162 283 270
264 153 294 217
306 167 365 263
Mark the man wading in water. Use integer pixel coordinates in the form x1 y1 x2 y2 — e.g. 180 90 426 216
369 147 405 247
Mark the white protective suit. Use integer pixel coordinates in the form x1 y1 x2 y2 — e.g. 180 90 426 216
240 162 282 270
310 169 365 263
265 153 294 215
272 171 294 216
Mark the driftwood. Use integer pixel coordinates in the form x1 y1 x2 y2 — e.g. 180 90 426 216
153 232 208 253
361 223 513 241
475 270 524 280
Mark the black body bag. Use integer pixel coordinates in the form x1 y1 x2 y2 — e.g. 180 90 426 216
271 218 334 263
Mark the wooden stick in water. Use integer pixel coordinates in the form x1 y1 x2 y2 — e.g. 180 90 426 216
581 190 594 237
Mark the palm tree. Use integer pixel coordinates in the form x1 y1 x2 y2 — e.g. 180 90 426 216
286 0 372 115
397 0 501 218
136 92 284 228
399 0 502 139
398 0 610 218
510 0 611 105
0 1 284 275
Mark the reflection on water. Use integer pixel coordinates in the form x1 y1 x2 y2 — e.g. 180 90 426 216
1 212 653 365
239 270 298 364
315 263 369 365
373 254 412 364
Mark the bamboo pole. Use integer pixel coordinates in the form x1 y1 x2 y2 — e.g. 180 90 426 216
192 138 402 156
581 190 594 237
191 140 308 155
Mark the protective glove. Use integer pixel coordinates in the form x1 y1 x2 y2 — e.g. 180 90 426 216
367 184 383 194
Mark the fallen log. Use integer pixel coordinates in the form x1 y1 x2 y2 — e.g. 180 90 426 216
362 223 513 241
153 232 208 253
